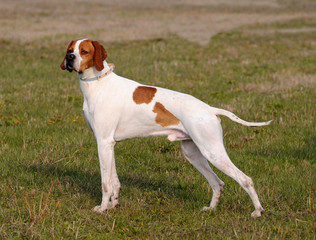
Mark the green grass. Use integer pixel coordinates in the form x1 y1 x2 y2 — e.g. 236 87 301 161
0 19 315 239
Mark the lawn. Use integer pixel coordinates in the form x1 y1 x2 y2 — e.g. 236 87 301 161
0 18 315 239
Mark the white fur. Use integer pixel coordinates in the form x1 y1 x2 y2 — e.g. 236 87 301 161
69 40 271 217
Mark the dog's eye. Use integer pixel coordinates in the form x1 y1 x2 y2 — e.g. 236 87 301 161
67 50 73 54
81 50 88 55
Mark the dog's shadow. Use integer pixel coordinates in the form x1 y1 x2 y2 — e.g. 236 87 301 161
27 163 200 204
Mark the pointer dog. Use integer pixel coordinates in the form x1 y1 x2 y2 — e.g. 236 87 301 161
60 39 271 217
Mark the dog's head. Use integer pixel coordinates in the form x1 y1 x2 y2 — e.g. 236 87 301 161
60 39 107 73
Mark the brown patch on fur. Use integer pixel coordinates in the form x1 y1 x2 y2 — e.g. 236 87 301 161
78 40 96 72
153 102 180 127
133 86 157 104
77 40 107 72
92 40 107 71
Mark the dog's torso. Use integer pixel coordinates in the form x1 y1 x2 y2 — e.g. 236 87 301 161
80 70 211 142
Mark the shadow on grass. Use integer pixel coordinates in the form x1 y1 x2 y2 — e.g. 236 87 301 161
26 163 200 203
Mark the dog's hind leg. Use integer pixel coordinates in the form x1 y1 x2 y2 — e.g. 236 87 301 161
181 140 224 211
186 116 264 217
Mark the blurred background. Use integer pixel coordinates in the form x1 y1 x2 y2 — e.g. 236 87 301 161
2 0 316 45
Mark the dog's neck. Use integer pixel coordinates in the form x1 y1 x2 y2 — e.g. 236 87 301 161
78 60 112 81
78 60 113 100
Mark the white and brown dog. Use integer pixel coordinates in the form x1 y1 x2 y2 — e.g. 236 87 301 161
60 39 272 217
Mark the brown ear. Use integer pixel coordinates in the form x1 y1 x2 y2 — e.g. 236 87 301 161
60 40 74 70
92 41 107 71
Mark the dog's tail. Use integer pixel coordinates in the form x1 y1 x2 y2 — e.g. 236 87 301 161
213 108 272 127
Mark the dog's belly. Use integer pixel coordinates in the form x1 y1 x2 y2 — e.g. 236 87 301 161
113 120 190 142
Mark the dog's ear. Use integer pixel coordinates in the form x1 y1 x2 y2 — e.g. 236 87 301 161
60 40 74 70
92 41 107 71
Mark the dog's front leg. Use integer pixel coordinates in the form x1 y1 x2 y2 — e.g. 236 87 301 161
92 138 116 213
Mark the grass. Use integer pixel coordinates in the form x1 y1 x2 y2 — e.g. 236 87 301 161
0 18 315 239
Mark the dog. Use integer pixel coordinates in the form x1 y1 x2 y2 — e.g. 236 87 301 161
60 39 272 217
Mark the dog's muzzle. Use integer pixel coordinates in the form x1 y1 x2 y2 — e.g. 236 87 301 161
65 53 75 72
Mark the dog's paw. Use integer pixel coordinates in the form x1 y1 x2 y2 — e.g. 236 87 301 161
92 205 108 214
201 206 215 212
251 208 264 218
111 201 119 209
92 201 119 214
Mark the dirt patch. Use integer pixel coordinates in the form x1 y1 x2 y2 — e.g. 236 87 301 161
1 0 316 45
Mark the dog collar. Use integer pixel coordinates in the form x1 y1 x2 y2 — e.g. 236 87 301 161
80 63 115 82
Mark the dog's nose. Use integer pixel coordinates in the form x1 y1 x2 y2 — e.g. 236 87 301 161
66 53 75 61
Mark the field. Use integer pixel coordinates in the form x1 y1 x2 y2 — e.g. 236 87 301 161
0 0 315 239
